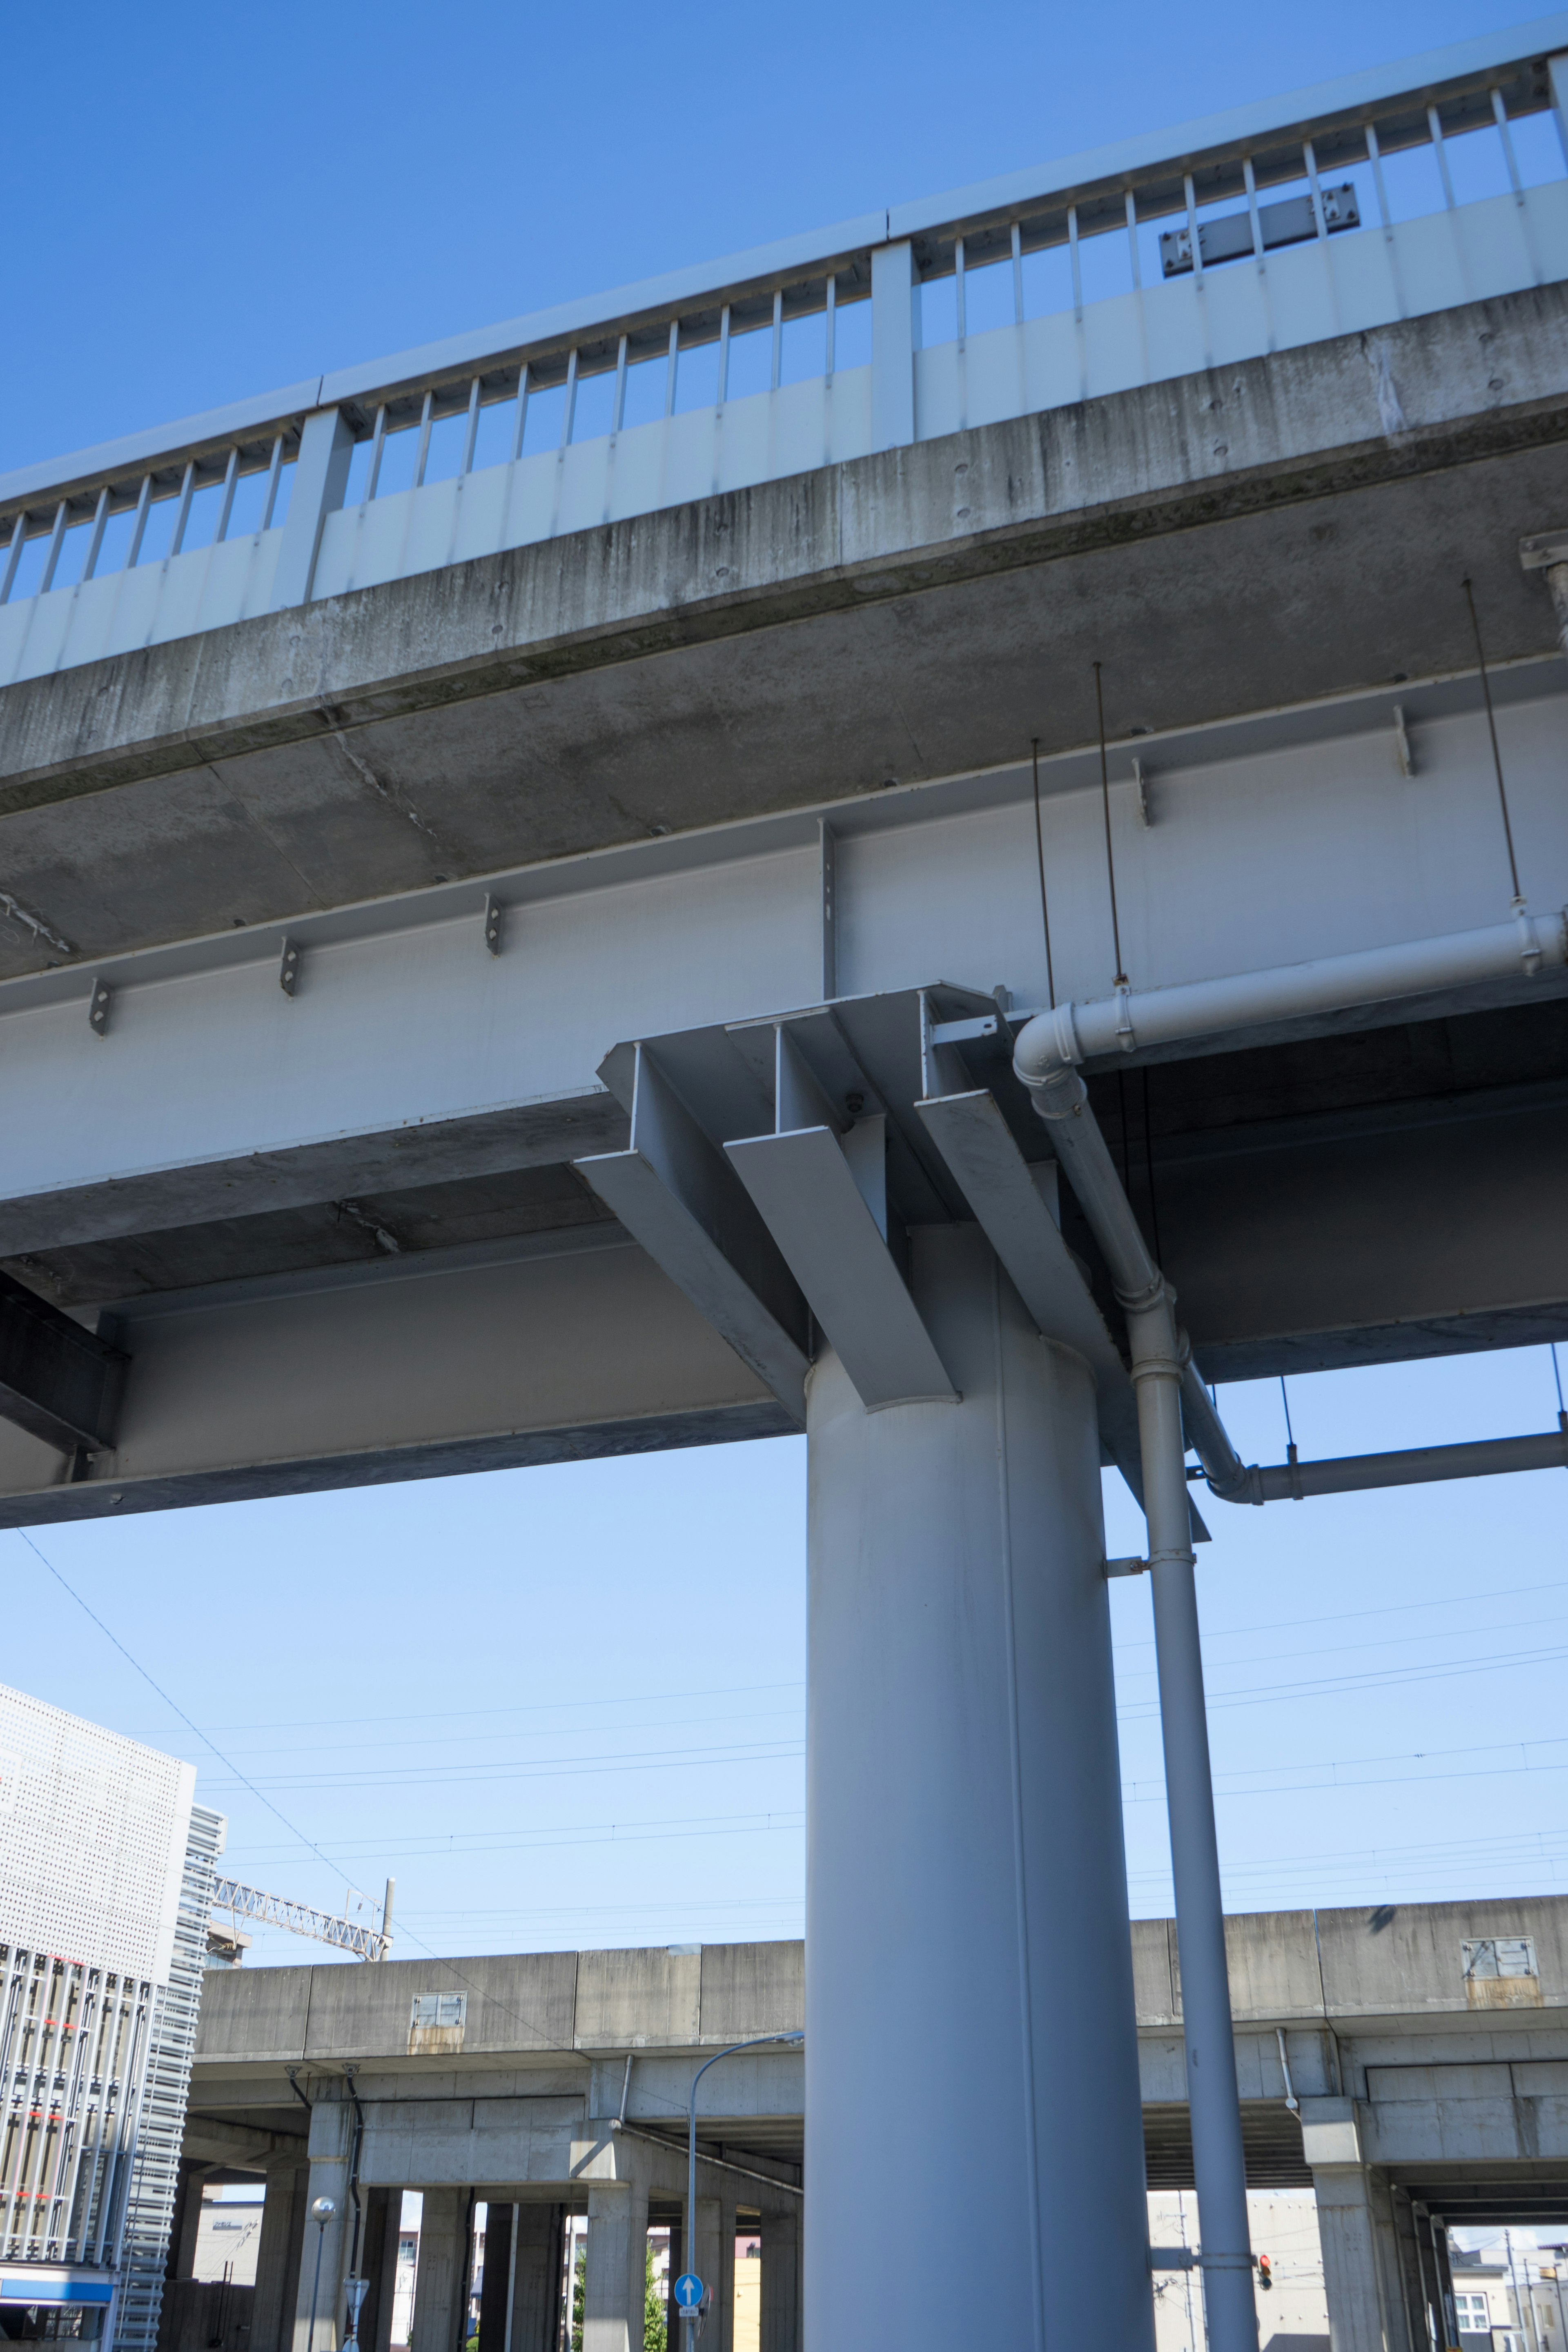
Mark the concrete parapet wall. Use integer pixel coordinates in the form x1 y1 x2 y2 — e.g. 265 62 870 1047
195 1902 1568 2076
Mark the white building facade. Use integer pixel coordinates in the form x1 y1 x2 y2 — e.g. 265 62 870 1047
0 1684 222 2352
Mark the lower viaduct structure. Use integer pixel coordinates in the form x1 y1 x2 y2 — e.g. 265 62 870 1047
4 16 1568 2350
171 1898 1568 2352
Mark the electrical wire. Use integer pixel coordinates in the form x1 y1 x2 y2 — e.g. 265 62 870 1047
1461 575 1524 902
1118 1635 1568 1720
1114 1572 1568 1652
11 1527 700 2114
1093 660 1127 984
1029 738 1056 1007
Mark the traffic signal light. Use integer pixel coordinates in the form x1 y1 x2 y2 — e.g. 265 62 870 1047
1257 2256 1274 2291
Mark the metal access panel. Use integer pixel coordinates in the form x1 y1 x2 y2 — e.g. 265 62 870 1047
1161 184 1359 274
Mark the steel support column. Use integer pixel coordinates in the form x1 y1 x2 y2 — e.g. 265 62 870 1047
804 1223 1153 2352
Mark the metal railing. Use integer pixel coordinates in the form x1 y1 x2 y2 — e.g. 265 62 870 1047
1 18 1564 667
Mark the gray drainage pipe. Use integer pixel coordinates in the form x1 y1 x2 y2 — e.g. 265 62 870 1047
1015 906 1565 1071
1212 1421 1568 1503
1015 1049 1258 2352
1013 905 1568 2351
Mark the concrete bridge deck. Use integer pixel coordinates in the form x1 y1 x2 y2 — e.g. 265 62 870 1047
2 20 1567 1528
178 1896 1568 2352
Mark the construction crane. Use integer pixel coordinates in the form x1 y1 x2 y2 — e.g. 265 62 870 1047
209 1875 395 1962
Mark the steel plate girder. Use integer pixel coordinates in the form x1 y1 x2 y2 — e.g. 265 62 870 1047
725 1125 959 1410
575 1044 810 1421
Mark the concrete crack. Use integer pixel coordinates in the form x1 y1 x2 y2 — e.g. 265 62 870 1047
0 890 74 956
324 711 445 846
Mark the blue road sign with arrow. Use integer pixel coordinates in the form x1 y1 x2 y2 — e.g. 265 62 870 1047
673 2274 704 2313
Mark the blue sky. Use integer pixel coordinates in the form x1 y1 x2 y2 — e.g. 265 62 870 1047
5 0 1567 1967
2 0 1557 470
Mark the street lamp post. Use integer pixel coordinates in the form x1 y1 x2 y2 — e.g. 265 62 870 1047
680 2034 803 2349
305 2196 338 2352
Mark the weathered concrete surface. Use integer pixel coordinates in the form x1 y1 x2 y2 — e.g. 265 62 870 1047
2 288 1565 974
187 1899 1568 2215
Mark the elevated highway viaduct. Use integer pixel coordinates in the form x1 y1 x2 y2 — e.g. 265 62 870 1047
4 20 1568 2351
176 1897 1568 2352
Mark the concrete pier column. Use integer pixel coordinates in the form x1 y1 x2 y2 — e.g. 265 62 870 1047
1308 2131 1410 2352
291 2104 355 2352
758 2204 800 2352
508 2207 564 2352
691 2198 725 2350
805 1224 1153 2352
477 2203 513 2352
167 2161 208 2282
408 2192 467 2352
253 2161 309 2352
582 2181 649 2352
351 2187 393 2352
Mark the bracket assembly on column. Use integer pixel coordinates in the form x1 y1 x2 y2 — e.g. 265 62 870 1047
483 894 504 956
575 1041 811 1422
572 981 1213 1488
280 936 303 996
725 1022 956 1410
88 976 113 1036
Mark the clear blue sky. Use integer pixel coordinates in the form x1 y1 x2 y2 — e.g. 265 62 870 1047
5 0 1566 1967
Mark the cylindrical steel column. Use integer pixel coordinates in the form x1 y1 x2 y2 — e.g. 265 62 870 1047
805 1223 1153 2352
1130 1296 1258 2352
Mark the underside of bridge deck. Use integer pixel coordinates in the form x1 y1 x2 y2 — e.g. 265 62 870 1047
0 272 1566 1523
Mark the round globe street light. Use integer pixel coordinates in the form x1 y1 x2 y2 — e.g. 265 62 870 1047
682 2035 803 2347
305 2196 339 2352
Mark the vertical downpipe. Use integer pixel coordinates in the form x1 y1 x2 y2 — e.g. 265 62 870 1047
1128 1286 1257 2352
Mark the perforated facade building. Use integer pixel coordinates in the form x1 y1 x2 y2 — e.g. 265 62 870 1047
0 1685 223 2352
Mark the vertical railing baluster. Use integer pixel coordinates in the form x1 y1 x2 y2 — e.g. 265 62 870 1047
1304 139 1330 238
259 437 285 530
81 486 111 581
771 289 784 391
167 461 196 557
1125 189 1142 289
954 236 967 347
1067 205 1083 317
719 303 733 400
511 364 531 462
1366 121 1394 229
413 390 435 488
1011 221 1024 323
822 284 833 381
125 474 154 565
366 405 389 499
1426 105 1458 209
1491 88 1525 199
38 500 69 594
1243 157 1264 259
1183 173 1204 283
461 377 482 474
213 449 239 545
0 510 27 606
664 319 679 416
561 348 579 445
612 335 629 433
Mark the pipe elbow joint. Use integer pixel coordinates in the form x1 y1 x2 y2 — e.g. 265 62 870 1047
1012 1003 1086 1120
1207 1463 1264 1507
